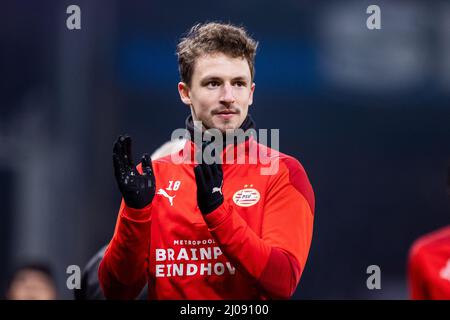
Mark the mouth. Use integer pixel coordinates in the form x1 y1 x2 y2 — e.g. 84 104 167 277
214 110 238 120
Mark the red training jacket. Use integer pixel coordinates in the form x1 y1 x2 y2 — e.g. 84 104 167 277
408 225 450 299
99 136 315 299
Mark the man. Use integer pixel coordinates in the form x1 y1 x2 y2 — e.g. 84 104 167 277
407 165 450 299
99 22 315 299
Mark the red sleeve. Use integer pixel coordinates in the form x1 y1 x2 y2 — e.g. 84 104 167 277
203 157 315 299
98 199 152 300
408 243 428 300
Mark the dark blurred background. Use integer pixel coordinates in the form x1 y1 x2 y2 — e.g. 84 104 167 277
1 0 449 299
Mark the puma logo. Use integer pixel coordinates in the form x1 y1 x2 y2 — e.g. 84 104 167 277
157 189 176 206
212 181 223 195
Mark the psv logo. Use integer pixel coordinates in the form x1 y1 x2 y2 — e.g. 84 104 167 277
233 186 260 207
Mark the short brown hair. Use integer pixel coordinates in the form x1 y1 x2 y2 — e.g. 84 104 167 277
176 22 258 85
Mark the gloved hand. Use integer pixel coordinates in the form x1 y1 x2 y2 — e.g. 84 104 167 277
113 135 156 209
194 160 224 215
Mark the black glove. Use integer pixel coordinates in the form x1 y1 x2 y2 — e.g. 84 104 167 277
113 135 156 209
194 161 224 215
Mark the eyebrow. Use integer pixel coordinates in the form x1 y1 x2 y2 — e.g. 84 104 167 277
200 76 249 83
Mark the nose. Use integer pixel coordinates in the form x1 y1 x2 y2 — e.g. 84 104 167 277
220 83 235 105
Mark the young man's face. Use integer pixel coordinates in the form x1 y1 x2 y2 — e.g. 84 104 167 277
178 52 255 133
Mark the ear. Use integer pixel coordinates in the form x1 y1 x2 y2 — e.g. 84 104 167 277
248 82 256 106
178 82 192 106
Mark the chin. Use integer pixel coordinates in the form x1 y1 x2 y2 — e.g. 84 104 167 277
217 122 240 132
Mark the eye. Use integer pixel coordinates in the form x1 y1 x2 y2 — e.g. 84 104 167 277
206 81 221 88
233 81 247 87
